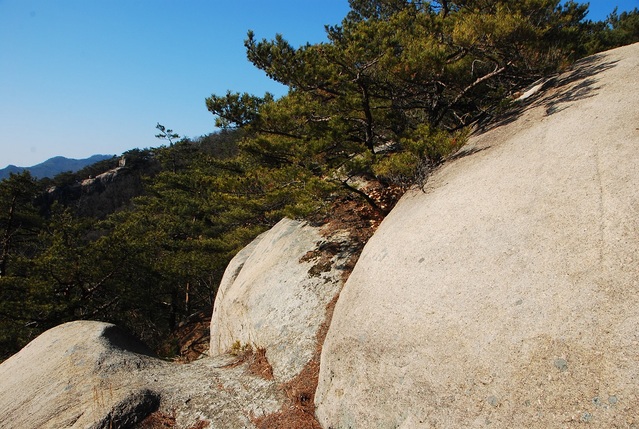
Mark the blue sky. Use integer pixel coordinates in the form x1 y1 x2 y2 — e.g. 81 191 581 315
1 0 637 168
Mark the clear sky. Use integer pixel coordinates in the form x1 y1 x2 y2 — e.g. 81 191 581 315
1 0 637 168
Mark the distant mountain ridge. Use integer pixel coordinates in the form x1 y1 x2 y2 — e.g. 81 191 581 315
0 154 115 180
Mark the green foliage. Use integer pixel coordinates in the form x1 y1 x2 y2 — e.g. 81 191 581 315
0 172 42 278
580 7 639 55
608 8 639 43
207 0 604 202
155 123 180 145
0 172 48 358
206 91 274 129
373 125 467 189
196 129 243 159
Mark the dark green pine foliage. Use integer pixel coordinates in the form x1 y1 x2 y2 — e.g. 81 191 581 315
0 172 45 358
207 0 592 203
580 7 639 55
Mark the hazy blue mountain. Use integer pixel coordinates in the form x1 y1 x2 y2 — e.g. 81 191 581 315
0 154 115 180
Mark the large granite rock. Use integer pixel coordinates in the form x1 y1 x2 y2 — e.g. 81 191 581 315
0 321 159 429
0 320 284 429
210 217 353 382
315 43 639 428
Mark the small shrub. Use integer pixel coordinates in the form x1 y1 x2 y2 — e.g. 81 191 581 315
373 125 468 190
229 340 252 356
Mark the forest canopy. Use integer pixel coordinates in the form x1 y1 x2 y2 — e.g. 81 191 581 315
1 0 638 360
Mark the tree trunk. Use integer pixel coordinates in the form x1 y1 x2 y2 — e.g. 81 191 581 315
360 83 376 153
0 196 17 278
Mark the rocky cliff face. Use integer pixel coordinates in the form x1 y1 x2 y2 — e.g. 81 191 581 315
39 155 159 218
0 43 638 428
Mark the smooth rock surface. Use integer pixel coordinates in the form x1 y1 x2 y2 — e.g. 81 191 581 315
210 217 352 381
316 43 639 428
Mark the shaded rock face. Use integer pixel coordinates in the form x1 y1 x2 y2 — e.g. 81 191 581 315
315 43 639 427
210 217 353 382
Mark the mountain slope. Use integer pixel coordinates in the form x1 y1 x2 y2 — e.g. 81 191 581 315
0 154 114 180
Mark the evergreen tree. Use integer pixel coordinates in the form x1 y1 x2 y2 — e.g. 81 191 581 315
207 0 591 205
0 172 44 358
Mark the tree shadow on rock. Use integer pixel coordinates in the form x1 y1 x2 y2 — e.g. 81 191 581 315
447 146 490 161
541 54 618 115
475 53 619 133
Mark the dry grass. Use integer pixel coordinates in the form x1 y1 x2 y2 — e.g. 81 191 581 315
137 411 176 428
157 311 211 363
221 343 275 382
187 421 210 429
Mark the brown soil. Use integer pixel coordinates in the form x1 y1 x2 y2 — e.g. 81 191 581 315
246 347 275 380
